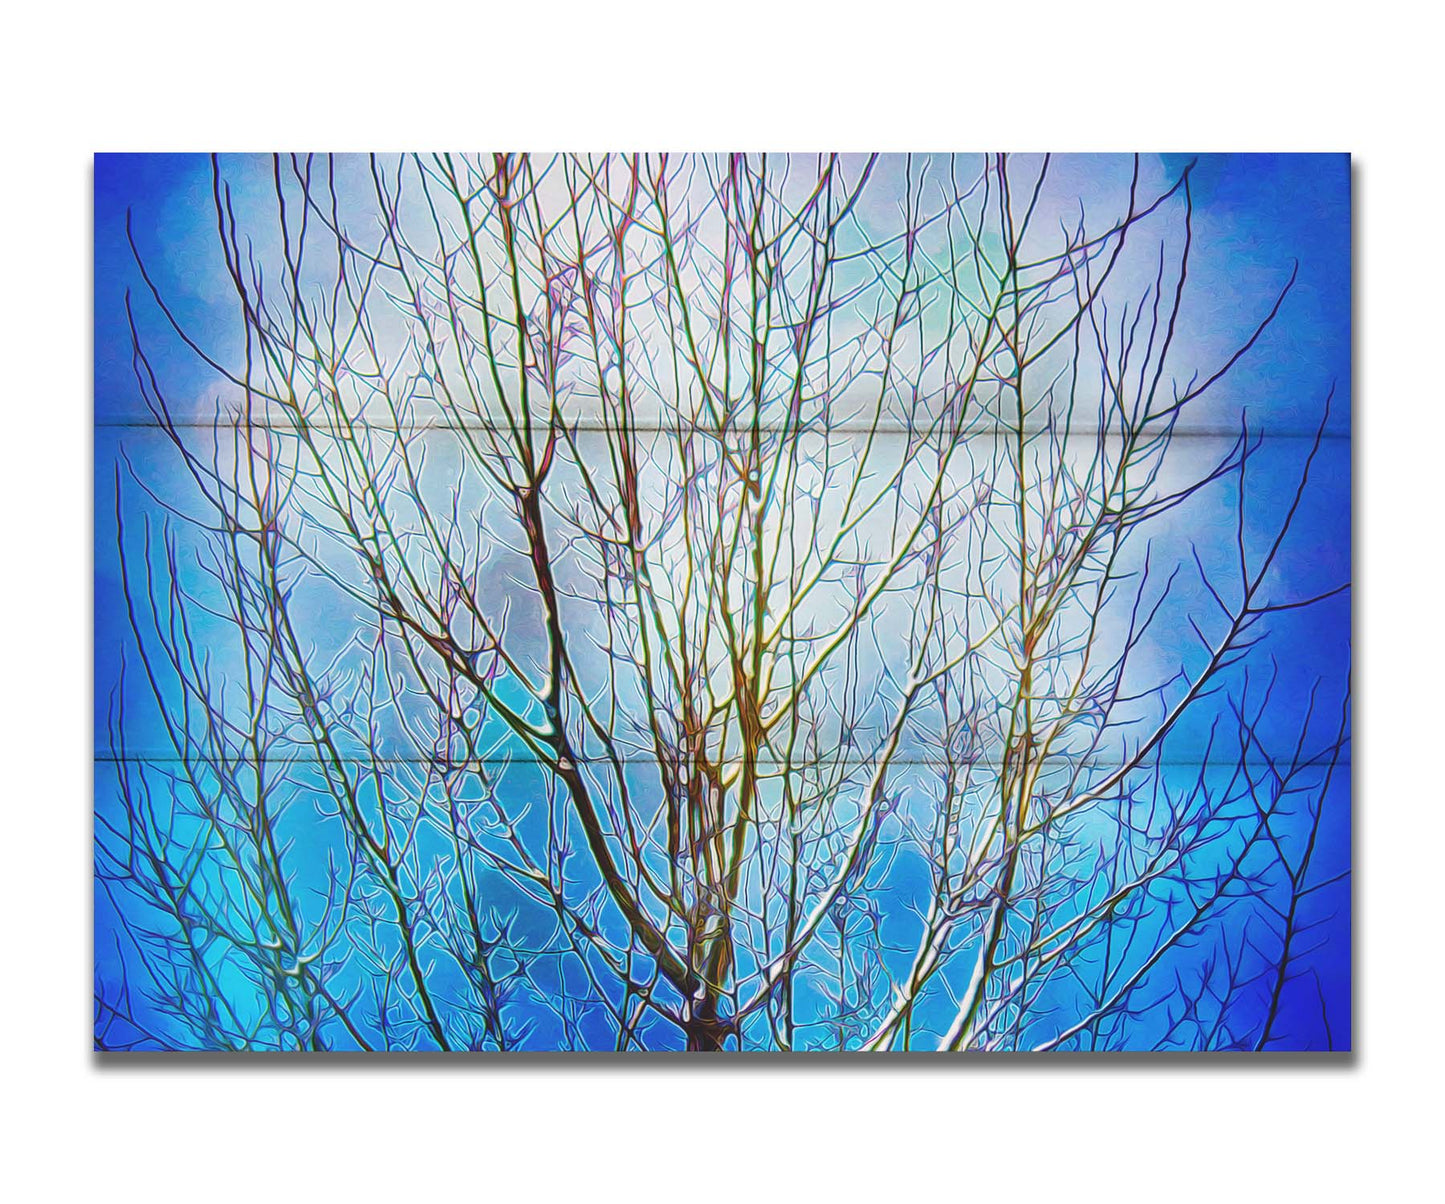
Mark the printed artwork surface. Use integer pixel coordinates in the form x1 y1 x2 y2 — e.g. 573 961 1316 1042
95 154 1351 1052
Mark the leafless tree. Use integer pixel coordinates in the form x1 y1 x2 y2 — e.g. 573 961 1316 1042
97 153 1349 1052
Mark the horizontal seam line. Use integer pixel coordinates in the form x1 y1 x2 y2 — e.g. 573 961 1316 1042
92 419 1351 439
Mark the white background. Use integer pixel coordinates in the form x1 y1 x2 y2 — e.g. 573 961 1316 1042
1 2 1439 1199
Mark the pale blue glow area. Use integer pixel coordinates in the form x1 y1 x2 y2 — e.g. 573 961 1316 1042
94 154 1349 1052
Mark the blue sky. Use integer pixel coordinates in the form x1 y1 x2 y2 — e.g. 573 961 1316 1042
93 154 1351 1051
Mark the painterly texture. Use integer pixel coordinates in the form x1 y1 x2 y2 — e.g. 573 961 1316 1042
94 153 1350 1052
